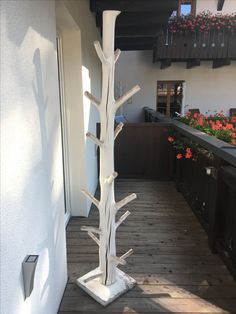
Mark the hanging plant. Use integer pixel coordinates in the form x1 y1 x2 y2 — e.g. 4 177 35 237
168 132 214 161
168 134 198 161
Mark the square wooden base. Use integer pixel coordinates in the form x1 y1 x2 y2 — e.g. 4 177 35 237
76 267 136 306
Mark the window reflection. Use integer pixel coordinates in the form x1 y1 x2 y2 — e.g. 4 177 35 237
157 81 184 117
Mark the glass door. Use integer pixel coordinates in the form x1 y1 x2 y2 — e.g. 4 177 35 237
157 81 184 117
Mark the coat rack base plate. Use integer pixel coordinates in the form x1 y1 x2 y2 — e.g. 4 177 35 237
76 267 136 306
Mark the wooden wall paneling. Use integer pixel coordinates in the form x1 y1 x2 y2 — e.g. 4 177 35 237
228 33 236 59
207 160 230 250
217 0 225 11
215 166 236 277
188 34 193 59
112 124 173 180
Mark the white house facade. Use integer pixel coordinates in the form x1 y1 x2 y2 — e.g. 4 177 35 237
1 1 101 313
115 0 236 121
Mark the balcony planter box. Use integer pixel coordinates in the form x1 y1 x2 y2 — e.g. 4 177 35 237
172 120 236 167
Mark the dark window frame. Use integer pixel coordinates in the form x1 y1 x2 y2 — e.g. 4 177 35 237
178 0 196 16
156 80 185 118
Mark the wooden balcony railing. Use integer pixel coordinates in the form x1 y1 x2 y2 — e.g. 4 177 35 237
172 120 236 277
153 31 236 68
111 109 236 277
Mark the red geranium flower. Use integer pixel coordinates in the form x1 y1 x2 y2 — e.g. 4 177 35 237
168 136 174 143
185 152 192 159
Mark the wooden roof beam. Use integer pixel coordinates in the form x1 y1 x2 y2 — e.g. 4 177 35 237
115 25 164 38
96 12 171 27
160 59 172 69
90 0 178 13
217 0 225 11
212 58 230 68
115 44 154 51
186 59 201 69
115 37 155 50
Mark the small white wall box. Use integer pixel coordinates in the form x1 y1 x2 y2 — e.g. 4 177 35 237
22 255 39 298
205 166 217 179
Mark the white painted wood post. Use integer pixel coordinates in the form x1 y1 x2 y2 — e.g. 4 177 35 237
77 10 140 306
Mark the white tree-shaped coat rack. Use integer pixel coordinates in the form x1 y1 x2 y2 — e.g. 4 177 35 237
76 10 140 306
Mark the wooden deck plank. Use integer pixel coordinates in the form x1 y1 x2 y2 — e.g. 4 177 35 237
59 297 236 313
64 283 236 299
67 263 229 275
66 254 223 265
58 180 236 313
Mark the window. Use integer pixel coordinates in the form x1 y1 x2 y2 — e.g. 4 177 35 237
156 81 184 117
178 0 196 16
56 32 71 224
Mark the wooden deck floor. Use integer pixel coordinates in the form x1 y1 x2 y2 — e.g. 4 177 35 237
59 180 236 313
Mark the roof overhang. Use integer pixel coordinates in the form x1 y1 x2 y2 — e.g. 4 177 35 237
90 0 179 50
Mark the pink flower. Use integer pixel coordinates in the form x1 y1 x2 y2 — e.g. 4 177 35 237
168 136 174 143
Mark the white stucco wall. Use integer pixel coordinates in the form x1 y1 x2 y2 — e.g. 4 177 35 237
115 51 236 122
196 0 236 14
1 1 67 314
56 0 101 216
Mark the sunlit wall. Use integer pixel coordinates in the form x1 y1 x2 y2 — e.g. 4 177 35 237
1 1 67 313
57 0 101 217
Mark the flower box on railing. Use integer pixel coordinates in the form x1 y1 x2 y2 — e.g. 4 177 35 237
153 11 236 64
172 119 236 167
169 11 236 35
